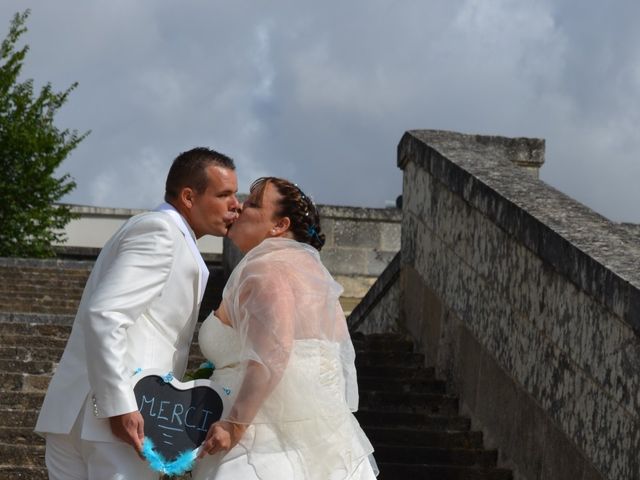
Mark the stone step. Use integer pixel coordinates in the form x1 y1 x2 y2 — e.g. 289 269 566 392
0 392 44 410
0 408 38 428
0 427 43 446
0 466 47 480
0 277 89 288
0 288 83 298
0 335 68 350
351 334 415 353
0 282 86 292
355 409 471 431
355 351 424 368
0 323 71 337
0 443 45 467
0 306 78 316
377 463 513 480
374 445 497 467
0 292 82 301
364 426 483 449
356 365 435 379
0 298 81 311
0 373 51 393
0 266 91 277
359 390 459 415
0 299 80 311
0 269 89 278
0 294 81 303
0 360 56 375
357 376 446 394
0 346 63 362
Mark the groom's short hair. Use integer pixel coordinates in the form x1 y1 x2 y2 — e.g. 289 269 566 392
164 147 235 201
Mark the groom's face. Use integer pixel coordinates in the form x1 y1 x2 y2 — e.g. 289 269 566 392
188 165 240 238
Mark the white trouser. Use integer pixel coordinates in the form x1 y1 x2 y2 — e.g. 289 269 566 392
44 409 157 480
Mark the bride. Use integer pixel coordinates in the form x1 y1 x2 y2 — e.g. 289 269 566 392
191 177 377 480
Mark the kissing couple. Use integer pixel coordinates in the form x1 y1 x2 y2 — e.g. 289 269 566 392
35 148 378 480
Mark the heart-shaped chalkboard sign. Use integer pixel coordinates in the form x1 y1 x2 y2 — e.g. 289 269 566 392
132 369 230 467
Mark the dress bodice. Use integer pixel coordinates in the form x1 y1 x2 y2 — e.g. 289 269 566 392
198 314 242 370
198 314 349 418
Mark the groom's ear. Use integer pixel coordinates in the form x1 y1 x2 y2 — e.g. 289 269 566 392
178 187 196 209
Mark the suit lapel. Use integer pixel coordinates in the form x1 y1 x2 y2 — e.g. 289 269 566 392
154 203 210 304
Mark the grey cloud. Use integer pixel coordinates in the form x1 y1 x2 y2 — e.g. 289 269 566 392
0 0 639 220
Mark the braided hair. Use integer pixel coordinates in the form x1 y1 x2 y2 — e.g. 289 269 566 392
249 177 326 251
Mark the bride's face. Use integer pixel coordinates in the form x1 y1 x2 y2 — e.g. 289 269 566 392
228 182 286 253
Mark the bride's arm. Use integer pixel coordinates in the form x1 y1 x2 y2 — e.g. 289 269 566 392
199 262 294 456
198 357 289 458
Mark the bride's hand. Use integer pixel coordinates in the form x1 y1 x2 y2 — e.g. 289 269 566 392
197 420 246 458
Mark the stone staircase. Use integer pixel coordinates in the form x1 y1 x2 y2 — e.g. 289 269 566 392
0 258 512 479
351 333 511 480
0 259 92 316
0 319 512 479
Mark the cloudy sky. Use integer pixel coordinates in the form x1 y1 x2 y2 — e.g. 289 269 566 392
1 0 639 222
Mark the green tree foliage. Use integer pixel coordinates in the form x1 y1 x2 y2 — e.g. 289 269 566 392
0 10 89 258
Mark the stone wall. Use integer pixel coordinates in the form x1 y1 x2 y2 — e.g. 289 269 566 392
224 204 401 314
397 130 639 480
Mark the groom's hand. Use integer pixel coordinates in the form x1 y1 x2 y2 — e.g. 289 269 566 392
109 411 145 453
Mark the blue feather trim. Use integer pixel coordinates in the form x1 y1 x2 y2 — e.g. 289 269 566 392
141 438 197 476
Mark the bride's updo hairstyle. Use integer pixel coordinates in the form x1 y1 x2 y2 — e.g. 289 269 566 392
250 177 326 251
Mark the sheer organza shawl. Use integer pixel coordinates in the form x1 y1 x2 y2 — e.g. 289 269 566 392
221 237 359 426
218 238 376 479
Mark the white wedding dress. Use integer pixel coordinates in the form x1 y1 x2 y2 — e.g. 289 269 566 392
191 315 378 480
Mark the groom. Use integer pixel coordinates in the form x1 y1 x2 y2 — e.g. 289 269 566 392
35 147 241 479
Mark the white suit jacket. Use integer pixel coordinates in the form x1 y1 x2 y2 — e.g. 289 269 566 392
35 209 205 442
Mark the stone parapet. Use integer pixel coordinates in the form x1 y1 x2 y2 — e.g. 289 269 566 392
398 130 637 480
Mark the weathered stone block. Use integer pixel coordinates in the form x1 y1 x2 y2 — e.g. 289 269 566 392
319 218 335 247
380 222 401 251
334 220 381 249
365 249 397 276
319 247 366 276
